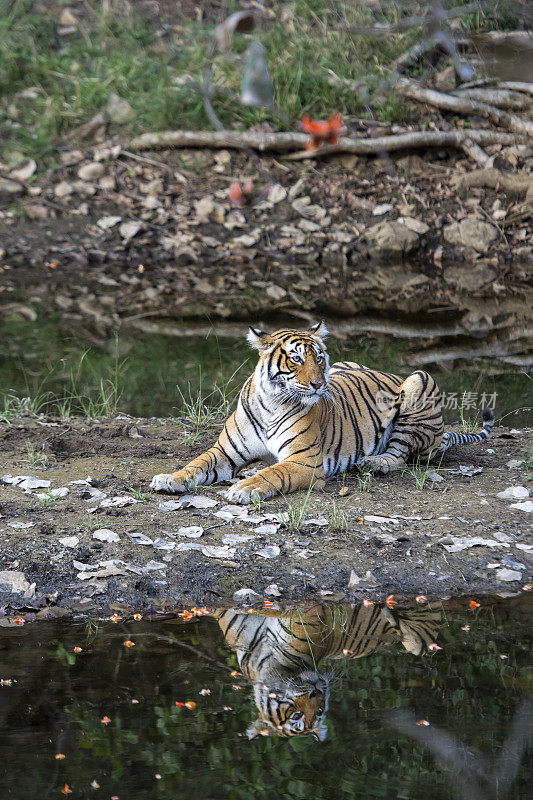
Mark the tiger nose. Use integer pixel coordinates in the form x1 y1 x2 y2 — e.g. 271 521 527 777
310 381 324 391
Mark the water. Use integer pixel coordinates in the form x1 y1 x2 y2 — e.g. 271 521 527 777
0 596 531 799
1 313 532 425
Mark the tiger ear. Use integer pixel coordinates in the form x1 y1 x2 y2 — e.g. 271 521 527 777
247 326 270 351
308 321 329 340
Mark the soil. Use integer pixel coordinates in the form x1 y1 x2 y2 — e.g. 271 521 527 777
1 415 531 619
1 142 532 371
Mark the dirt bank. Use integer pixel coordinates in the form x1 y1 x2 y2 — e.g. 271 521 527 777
1 144 532 371
0 415 531 619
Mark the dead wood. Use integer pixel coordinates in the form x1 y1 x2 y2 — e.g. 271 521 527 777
398 79 533 137
453 88 532 110
129 128 523 158
453 167 533 200
460 138 490 166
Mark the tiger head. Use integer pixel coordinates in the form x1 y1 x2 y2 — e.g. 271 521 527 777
246 322 330 407
247 670 329 741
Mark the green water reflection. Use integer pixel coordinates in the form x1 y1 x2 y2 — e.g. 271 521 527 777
1 313 531 424
0 597 531 799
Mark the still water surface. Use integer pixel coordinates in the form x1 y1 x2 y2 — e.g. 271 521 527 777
0 596 531 799
1 313 532 424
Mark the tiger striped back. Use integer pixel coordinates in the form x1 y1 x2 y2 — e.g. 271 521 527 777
151 324 494 503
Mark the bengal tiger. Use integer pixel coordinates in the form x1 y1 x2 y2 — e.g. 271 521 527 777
151 323 494 503
212 602 442 740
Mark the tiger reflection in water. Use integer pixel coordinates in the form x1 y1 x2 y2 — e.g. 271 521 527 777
213 602 441 741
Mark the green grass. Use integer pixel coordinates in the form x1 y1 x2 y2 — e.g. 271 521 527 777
25 440 49 468
327 499 349 531
0 0 521 164
402 452 444 490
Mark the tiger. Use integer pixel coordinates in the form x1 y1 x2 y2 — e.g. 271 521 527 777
212 602 442 740
150 323 494 503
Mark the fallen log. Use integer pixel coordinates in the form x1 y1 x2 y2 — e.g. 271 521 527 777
398 79 533 137
453 88 532 111
129 128 523 158
453 167 533 200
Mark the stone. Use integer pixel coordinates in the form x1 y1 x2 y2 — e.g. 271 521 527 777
497 486 529 500
0 178 24 198
363 220 420 259
106 93 135 124
78 162 105 181
25 204 48 220
54 180 74 198
443 262 497 291
495 568 522 582
397 216 430 234
0 570 32 594
443 218 498 252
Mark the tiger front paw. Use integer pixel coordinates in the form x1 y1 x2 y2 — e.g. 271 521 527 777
223 481 265 505
150 473 186 494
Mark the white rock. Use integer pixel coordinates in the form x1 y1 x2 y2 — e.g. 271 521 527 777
510 501 533 513
100 496 137 508
233 588 262 604
126 532 153 545
58 536 79 548
97 215 122 230
495 568 522 582
222 533 255 545
202 545 236 559
265 583 281 597
177 495 218 509
253 524 279 535
36 487 69 499
397 216 430 234
439 536 509 552
255 545 280 559
7 521 35 529
3 475 51 490
0 570 32 594
10 160 37 182
364 515 400 525
78 162 105 181
497 486 530 500
120 220 142 240
152 538 176 550
93 529 121 543
177 526 204 538
372 203 393 216
268 184 287 203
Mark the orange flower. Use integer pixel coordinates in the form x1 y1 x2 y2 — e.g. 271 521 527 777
342 648 353 656
301 113 347 150
184 701 196 710
232 685 243 691
461 625 471 632
133 613 142 621
522 584 532 591
230 670 241 678
179 610 193 621
101 716 111 725
14 617 25 626
175 701 185 707
110 614 122 623
73 646 82 654
55 753 66 760
199 689 211 696
247 609 256 614
469 600 480 610
61 784 72 794
417 720 430 726
428 643 442 652
363 599 374 607
90 779 100 789
416 595 427 604
223 706 232 711
123 640 135 648
385 594 397 609
264 600 274 608
138 265 145 274
48 262 57 270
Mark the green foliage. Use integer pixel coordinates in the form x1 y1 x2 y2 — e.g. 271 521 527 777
0 0 522 161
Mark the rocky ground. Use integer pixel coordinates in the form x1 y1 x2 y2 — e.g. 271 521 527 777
0 415 531 621
1 139 532 371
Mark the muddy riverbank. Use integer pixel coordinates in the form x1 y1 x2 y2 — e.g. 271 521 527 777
0 415 531 619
